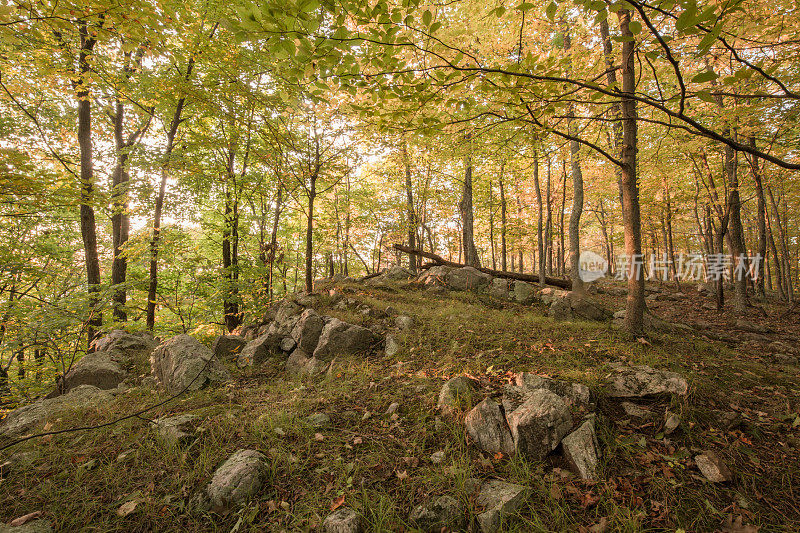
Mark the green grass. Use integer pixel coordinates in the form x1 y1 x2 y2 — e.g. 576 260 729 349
2 281 799 531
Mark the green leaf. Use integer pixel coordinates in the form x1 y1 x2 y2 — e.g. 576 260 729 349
696 90 716 103
629 20 642 34
676 3 697 31
495 6 507 17
422 9 432 26
691 70 718 83
430 21 442 32
546 1 557 21
518 2 535 11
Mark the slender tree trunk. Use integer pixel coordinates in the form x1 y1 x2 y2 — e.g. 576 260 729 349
268 183 283 300
599 18 624 201
748 137 767 297
546 156 553 275
767 185 793 301
618 9 645 336
460 149 481 267
533 149 546 287
110 99 130 323
402 140 417 274
558 162 566 277
499 165 507 271
663 177 679 287
489 179 496 270
564 29 585 293
305 173 318 293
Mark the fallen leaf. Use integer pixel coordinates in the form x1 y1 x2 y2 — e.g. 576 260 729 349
10 511 42 526
315 433 324 441
330 495 345 511
117 500 139 517
396 470 408 480
353 437 362 445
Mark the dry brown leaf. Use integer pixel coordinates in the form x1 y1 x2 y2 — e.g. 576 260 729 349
10 511 42 526
315 433 324 441
353 437 363 445
330 495 345 511
396 470 408 480
116 500 139 517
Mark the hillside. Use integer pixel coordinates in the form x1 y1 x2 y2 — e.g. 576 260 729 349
1 269 799 532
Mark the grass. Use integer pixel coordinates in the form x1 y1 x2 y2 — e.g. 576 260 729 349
2 280 800 531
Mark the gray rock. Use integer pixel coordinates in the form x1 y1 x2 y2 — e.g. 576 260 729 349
290 309 326 353
505 389 572 461
285 349 328 376
150 335 230 393
409 495 464 532
0 520 53 533
430 450 445 464
205 449 267 509
606 364 688 397
465 398 515 456
570 296 613 321
695 451 732 482
447 266 492 292
279 337 297 352
512 281 537 304
613 310 626 320
664 411 681 435
212 335 247 361
538 288 568 305
395 315 414 331
383 264 413 281
417 265 454 287
313 318 377 360
0 385 114 438
274 300 303 325
384 334 400 357
437 376 478 415
92 329 157 359
385 402 400 415
620 402 651 419
513 373 591 412
306 413 331 428
59 351 125 393
489 278 510 300
154 414 198 445
322 507 364 533
561 417 600 480
475 480 527 533
548 295 573 321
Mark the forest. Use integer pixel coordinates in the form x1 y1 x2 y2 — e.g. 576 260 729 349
1 0 800 531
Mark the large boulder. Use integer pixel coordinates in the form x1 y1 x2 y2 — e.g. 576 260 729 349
489 278 510 300
0 385 114 438
408 495 464 532
212 335 247 361
285 348 329 376
437 376 478 415
475 480 527 533
312 318 378 361
58 351 125 394
513 373 591 412
290 309 326 353
204 449 267 509
512 281 538 304
605 364 688 397
0 520 53 533
464 398 515 456
153 414 199 445
417 265 454 287
548 292 611 322
561 417 600 480
447 266 492 292
322 507 364 533
538 288 568 305
505 389 572 461
92 329 156 359
150 335 230 393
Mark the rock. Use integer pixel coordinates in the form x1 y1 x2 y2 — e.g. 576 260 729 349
561 417 600 480
385 402 400 415
447 266 492 292
59 351 126 394
417 265 454 287
295 292 321 308
437 376 478 414
306 413 331 428
395 315 414 330
695 451 732 482
0 385 114 438
408 495 464 532
237 330 282 368
538 288 568 305
279 337 297 352
212 335 247 361
385 334 400 357
290 309 326 353
613 310 626 320
512 281 537 304
505 389 572 461
0 520 53 533
322 507 364 533
92 329 157 358
570 296 613 321
734 319 770 334
0 452 34 478
702 302 717 310
430 450 445 464
664 411 681 435
464 398 515 456
768 340 800 356
620 402 651 419
285 348 327 376
205 449 268 509
490 278 510 300
150 335 230 393
513 373 591 412
475 480 527 533
383 264 413 281
313 318 377 360
548 295 573 321
153 414 198 445
606 364 688 397
274 300 303 325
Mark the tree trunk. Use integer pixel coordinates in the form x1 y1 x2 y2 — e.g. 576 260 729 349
748 136 767 298
618 9 645 336
110 99 131 323
533 149 546 287
460 149 480 267
305 174 317 293
546 156 553 275
489 179 496 270
402 140 417 274
499 166 507 271
558 162 566 277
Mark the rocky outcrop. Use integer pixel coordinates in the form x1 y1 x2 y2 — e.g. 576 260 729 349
464 398 515 456
290 309 326 353
561 417 600 480
313 318 378 360
322 508 364 533
512 281 538 304
212 335 247 361
447 266 492 292
150 335 230 393
548 292 612 321
505 389 572 461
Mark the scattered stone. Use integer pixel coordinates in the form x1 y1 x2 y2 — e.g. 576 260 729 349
490 278 510 300
430 450 445 464
0 385 114 438
385 334 400 357
513 373 591 412
211 335 247 361
285 348 328 376
695 451 732 482
313 318 378 360
664 411 681 435
621 402 651 419
279 337 297 352
306 413 331 428
204 449 267 509
322 507 364 533
0 519 53 533
606 364 688 397
153 414 198 445
437 376 478 414
408 495 464 532
151 334 230 393
505 389 572 461
548 295 573 321
395 315 414 331
385 402 400 415
512 281 537 304
447 266 492 292
465 398 515 456
561 417 600 480
475 479 527 533
538 288 568 305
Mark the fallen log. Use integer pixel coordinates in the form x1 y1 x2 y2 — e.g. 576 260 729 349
393 244 572 290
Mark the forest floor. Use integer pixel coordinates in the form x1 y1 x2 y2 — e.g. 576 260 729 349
1 279 800 532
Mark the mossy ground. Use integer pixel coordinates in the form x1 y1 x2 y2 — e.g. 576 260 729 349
1 282 799 531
